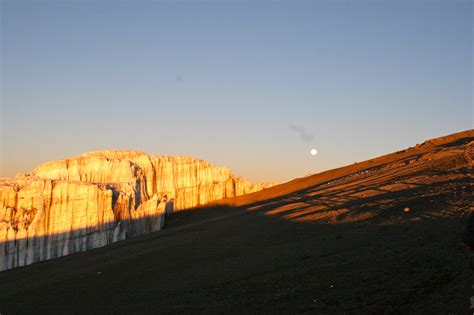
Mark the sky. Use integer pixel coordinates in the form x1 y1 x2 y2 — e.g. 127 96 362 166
0 0 472 183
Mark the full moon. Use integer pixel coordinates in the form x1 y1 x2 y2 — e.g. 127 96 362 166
310 148 318 156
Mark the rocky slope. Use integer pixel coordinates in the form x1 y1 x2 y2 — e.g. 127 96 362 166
0 151 270 270
217 129 473 223
0 130 471 313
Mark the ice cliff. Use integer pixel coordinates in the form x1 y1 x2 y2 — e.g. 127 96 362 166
0 150 270 270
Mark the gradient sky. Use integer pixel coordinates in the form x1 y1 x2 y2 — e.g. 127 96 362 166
1 0 472 182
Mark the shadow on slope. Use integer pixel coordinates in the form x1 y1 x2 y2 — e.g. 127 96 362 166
0 182 471 313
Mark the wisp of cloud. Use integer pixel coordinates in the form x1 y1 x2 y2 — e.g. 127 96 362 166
289 124 314 142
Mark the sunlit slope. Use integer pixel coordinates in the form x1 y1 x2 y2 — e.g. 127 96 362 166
216 129 473 222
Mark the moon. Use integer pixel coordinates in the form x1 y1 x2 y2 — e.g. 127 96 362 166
310 148 318 156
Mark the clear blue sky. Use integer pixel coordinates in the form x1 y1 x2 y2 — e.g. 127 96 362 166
1 0 472 182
